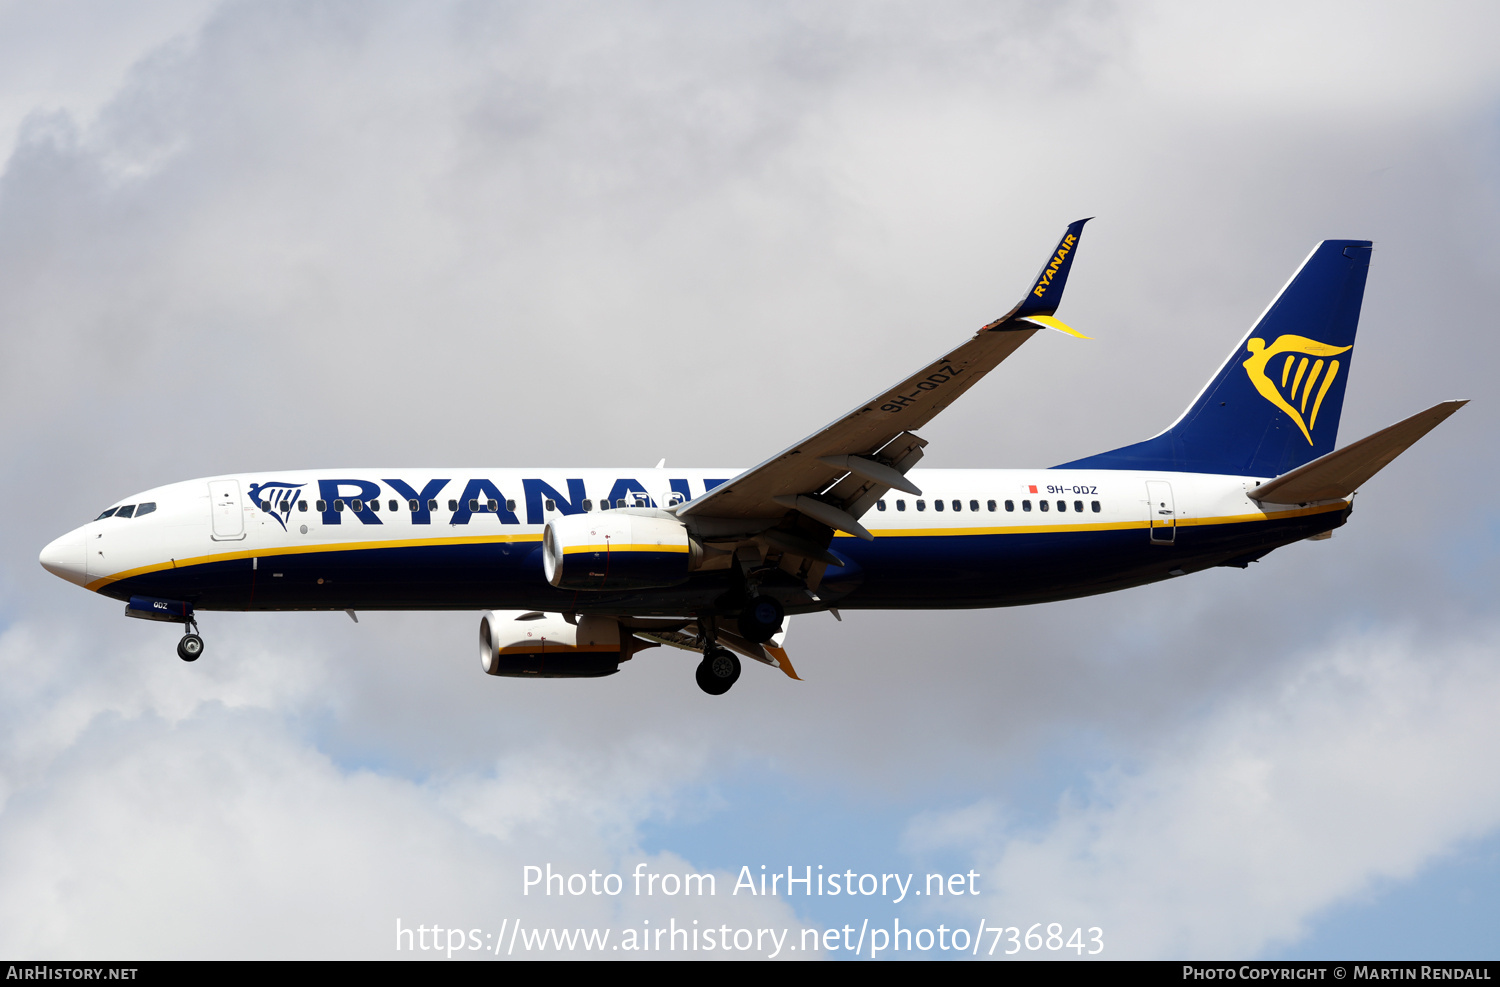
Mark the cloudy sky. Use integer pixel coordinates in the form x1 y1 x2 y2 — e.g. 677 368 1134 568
2 0 1498 960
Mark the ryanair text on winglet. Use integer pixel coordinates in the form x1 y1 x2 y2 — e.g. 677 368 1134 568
1031 233 1078 299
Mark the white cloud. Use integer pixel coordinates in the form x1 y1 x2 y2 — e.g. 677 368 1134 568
910 624 1500 958
1 0 1497 961
0 620 807 959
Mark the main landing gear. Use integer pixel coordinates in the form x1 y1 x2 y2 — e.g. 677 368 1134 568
695 647 741 696
736 595 785 644
176 619 205 662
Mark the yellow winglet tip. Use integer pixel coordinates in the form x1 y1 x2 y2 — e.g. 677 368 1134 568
1022 314 1091 340
765 646 802 681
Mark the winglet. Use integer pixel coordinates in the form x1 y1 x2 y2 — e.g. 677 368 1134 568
1008 217 1092 321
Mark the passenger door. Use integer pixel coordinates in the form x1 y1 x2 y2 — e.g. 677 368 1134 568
1146 480 1176 544
209 479 247 541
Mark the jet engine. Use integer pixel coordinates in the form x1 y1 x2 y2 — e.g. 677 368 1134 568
479 610 628 678
542 512 701 590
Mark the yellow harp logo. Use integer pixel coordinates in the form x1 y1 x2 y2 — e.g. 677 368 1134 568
1242 335 1353 444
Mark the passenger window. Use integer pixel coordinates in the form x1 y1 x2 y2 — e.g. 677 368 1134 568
298 501 308 512
1039 500 1049 512
1022 500 1031 512
916 500 926 511
487 499 498 512
952 500 961 511
316 500 327 512
352 499 365 512
1004 500 1013 512
408 499 419 512
1074 500 1083 513
389 500 398 512
95 508 118 520
135 502 156 517
116 504 136 518
970 500 979 512
334 500 345 512
507 499 517 512
583 499 594 512
447 499 458 511
1056 500 1066 512
428 500 438 511
544 499 556 512
896 500 906 511
258 501 269 511
369 499 379 512
933 500 943 512
1091 500 1101 513
877 500 886 511
468 500 479 511
616 499 626 508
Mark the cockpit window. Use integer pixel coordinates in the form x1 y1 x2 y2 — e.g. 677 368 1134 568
135 502 157 517
95 507 118 520
115 505 136 518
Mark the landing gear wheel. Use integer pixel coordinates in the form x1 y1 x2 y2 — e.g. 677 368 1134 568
177 634 204 662
736 595 785 644
695 647 741 695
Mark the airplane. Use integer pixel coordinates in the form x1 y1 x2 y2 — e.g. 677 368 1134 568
38 220 1466 695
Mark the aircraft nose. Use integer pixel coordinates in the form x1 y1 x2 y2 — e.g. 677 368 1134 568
39 527 89 587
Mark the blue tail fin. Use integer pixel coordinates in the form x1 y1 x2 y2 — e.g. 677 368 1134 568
1058 239 1372 477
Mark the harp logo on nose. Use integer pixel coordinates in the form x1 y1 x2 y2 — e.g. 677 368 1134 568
1242 335 1353 444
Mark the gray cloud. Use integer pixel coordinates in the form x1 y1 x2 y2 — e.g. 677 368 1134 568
1 0 1496 958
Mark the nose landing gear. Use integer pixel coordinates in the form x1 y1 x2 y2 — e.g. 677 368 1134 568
176 618 205 662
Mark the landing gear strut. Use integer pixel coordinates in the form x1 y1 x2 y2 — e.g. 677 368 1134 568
176 618 204 662
695 647 741 696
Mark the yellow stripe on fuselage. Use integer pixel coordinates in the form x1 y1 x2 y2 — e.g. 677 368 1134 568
850 501 1346 538
560 543 691 555
85 501 1346 592
83 532 544 592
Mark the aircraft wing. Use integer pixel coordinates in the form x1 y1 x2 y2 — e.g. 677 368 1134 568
679 219 1092 538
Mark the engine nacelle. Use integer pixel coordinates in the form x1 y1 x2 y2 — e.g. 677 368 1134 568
479 610 625 678
542 512 699 590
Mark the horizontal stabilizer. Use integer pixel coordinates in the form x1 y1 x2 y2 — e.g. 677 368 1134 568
1249 400 1467 504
